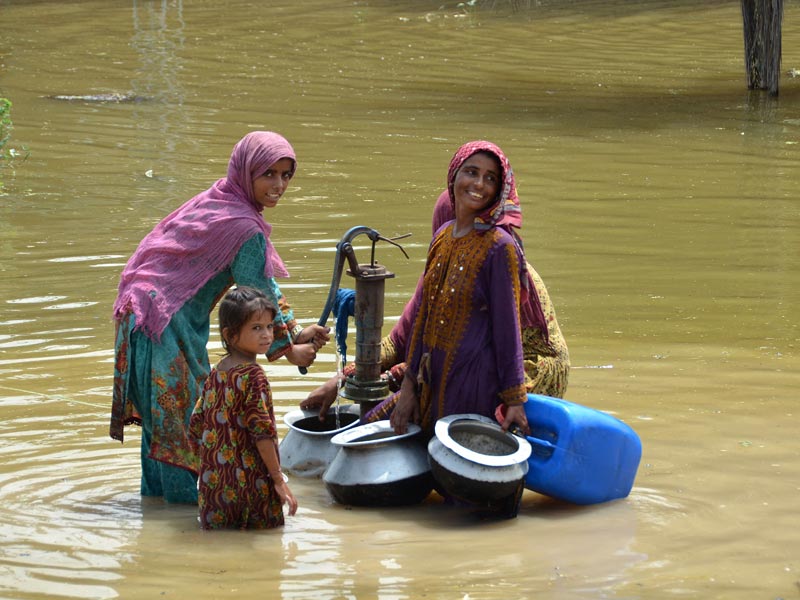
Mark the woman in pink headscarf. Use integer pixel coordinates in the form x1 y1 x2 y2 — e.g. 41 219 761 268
110 131 329 503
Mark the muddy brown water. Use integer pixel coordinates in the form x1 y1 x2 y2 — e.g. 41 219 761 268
1 0 799 598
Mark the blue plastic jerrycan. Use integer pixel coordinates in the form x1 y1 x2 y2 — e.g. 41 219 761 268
520 394 642 505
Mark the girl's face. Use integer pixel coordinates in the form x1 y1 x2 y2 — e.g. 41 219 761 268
225 309 275 358
252 157 294 209
453 152 502 221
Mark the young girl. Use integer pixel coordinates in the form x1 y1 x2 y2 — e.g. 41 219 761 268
189 286 298 530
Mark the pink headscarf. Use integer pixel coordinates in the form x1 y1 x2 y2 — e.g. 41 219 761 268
113 131 295 341
436 141 549 341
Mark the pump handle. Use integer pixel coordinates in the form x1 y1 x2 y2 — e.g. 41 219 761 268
298 226 409 375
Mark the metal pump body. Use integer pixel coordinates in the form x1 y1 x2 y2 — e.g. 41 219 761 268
313 226 409 418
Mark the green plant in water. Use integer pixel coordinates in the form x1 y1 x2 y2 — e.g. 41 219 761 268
0 98 12 155
0 97 27 185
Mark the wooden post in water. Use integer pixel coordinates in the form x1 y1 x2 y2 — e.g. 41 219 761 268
741 0 784 95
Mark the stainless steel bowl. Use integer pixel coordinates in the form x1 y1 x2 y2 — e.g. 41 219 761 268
279 404 362 477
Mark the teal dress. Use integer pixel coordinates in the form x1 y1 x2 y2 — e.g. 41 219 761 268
110 234 298 503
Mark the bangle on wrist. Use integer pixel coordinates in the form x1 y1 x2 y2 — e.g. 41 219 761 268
290 324 304 343
271 469 289 483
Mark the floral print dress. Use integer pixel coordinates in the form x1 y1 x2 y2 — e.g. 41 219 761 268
189 363 284 530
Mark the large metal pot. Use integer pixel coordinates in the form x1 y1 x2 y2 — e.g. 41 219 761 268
280 404 361 477
427 414 532 510
323 420 434 507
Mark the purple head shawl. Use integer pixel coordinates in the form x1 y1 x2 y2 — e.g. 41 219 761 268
113 131 295 341
438 141 549 340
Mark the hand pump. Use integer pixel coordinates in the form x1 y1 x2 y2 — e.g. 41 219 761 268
306 226 410 418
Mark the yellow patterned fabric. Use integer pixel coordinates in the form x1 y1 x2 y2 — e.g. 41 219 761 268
521 264 570 398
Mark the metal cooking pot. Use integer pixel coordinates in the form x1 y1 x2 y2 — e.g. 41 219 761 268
323 420 434 507
427 414 532 508
280 404 361 477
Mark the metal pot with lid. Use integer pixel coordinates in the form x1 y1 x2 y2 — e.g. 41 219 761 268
323 420 434 507
427 414 532 516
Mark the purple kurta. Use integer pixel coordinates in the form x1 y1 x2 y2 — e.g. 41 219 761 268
406 223 527 432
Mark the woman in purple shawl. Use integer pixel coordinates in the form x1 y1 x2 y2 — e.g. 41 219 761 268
302 143 569 422
110 131 329 503
391 141 530 435
428 188 570 400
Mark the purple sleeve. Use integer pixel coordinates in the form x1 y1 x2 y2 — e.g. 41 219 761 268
486 237 527 405
404 271 427 379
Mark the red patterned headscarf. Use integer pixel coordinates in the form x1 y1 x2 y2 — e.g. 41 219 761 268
446 140 522 232
113 131 295 341
439 141 549 341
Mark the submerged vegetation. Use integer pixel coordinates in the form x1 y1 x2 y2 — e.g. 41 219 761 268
0 97 26 185
0 98 11 156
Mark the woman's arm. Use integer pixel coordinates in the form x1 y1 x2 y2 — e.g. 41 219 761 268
389 371 420 434
487 238 529 434
522 263 570 398
231 234 327 365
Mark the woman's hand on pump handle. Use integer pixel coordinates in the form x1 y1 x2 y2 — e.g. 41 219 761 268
295 324 330 347
286 325 330 367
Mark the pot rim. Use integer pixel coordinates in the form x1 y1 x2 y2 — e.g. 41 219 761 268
330 419 421 447
434 414 532 467
283 404 361 436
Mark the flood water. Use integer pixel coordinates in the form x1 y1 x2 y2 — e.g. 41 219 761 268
1 0 799 598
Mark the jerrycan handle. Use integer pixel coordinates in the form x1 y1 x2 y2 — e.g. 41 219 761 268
508 424 556 456
525 435 555 451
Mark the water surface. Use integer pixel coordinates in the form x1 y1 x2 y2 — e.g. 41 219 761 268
1 0 799 598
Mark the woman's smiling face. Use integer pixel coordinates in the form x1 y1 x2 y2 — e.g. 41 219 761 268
252 157 295 209
453 151 502 221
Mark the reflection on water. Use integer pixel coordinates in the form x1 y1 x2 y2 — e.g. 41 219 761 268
0 406 139 599
1 0 799 598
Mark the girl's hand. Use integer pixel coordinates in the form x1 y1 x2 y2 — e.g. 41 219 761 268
390 376 420 434
286 343 317 367
274 479 298 516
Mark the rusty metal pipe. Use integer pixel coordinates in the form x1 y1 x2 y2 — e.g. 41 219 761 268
310 226 409 418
